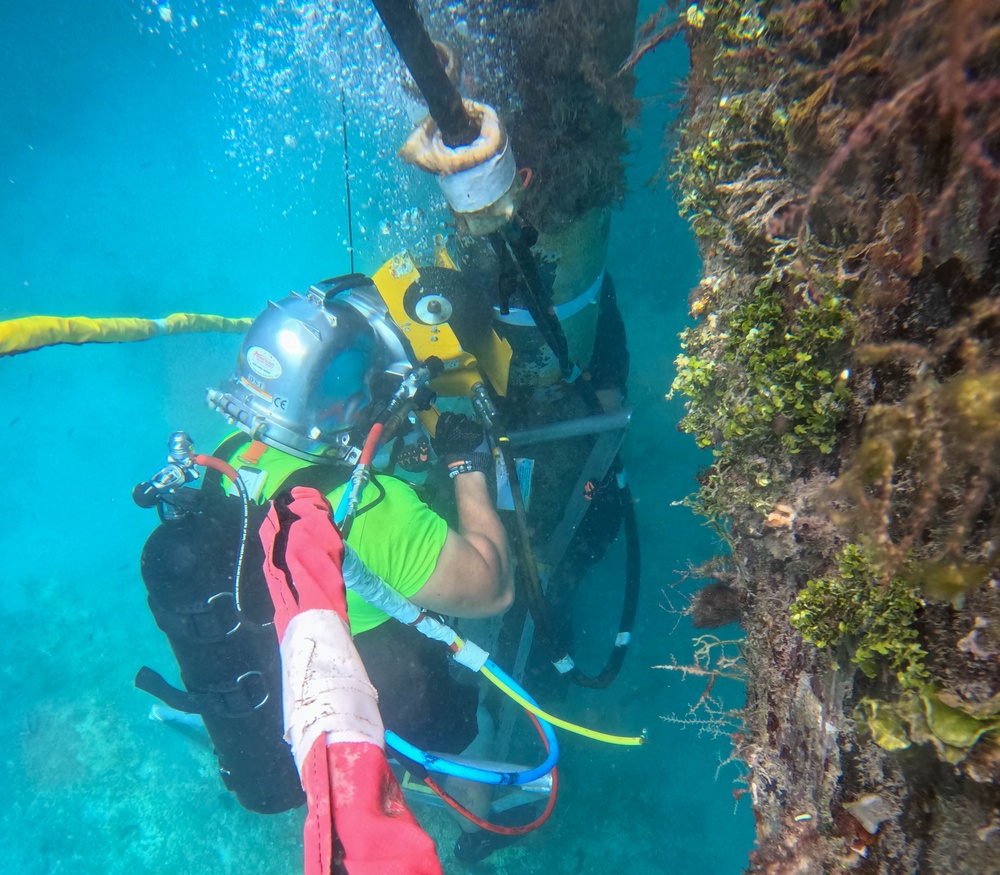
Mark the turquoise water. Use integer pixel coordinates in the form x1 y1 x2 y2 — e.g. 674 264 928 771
1 2 753 872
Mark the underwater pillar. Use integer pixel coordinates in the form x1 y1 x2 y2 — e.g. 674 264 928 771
472 0 641 403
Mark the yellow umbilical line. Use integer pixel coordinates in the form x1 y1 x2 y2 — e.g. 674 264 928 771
0 313 252 357
476 659 646 748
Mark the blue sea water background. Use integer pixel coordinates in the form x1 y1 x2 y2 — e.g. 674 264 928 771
1 2 754 872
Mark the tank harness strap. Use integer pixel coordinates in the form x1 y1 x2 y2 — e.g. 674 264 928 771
203 436 353 499
135 665 270 718
238 439 269 465
146 590 239 643
278 463 353 497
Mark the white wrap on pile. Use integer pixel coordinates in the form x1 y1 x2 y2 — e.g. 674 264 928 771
398 100 516 214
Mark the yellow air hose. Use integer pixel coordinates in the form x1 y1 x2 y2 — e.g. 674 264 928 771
0 313 252 357
452 636 646 747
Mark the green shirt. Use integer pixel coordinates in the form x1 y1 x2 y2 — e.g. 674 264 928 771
222 438 448 635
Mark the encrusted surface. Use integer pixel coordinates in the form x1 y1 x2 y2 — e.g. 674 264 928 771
654 0 1000 870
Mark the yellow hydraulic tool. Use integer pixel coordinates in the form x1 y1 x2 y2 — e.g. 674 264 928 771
371 242 511 403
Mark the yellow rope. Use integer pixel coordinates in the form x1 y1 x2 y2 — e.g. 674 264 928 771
0 313 252 356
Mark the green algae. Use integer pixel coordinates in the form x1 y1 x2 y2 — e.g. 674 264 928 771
790 544 929 689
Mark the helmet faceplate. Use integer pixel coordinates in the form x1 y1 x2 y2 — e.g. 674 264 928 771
208 276 414 462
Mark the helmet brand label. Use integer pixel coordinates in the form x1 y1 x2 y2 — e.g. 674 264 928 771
246 346 282 380
240 376 272 401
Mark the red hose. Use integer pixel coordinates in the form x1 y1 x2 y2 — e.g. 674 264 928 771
359 422 385 467
194 453 240 485
423 712 559 835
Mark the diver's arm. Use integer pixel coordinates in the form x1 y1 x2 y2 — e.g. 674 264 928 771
411 471 513 618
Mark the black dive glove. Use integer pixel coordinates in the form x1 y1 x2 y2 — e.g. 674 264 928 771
433 412 493 479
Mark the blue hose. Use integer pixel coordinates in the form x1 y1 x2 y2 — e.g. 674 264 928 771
333 485 352 526
385 669 559 786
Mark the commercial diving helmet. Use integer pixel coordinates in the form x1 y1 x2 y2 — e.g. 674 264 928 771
207 274 416 463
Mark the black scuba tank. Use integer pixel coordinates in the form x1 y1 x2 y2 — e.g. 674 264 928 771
136 488 305 814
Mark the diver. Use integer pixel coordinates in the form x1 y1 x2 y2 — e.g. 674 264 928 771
136 274 530 863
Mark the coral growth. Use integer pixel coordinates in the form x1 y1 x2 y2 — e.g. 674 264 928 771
641 0 1000 870
859 690 1000 766
787 0 1000 276
830 300 1000 604
671 272 853 514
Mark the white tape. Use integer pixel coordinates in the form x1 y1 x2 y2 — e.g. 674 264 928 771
453 638 490 672
280 609 384 772
413 613 460 647
552 654 576 674
438 135 516 214
342 545 422 625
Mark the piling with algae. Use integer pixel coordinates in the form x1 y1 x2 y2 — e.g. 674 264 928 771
655 0 1000 870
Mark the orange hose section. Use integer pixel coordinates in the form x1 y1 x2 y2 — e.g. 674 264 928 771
422 712 558 835
194 453 240 486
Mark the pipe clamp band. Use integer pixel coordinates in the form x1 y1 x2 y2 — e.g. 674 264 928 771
493 268 606 327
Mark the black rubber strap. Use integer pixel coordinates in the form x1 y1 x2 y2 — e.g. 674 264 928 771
135 666 269 719
146 590 238 643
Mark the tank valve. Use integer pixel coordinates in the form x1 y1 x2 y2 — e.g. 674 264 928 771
133 431 202 517
167 430 197 468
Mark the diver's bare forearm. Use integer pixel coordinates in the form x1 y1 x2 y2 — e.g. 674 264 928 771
453 472 513 596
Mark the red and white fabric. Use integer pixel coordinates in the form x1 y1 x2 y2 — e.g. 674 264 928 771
259 486 442 875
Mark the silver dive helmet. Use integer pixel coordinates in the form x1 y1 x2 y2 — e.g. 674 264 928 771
207 273 416 463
